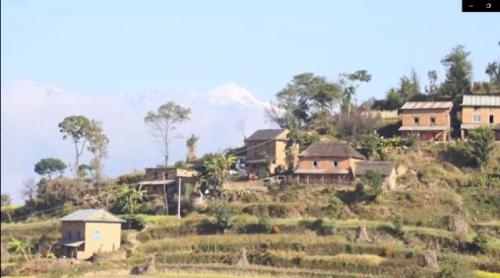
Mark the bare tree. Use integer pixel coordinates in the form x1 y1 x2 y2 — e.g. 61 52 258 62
21 178 37 201
87 120 109 183
144 102 191 166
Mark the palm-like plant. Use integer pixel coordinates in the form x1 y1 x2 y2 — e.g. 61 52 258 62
201 152 236 191
118 184 145 214
7 237 31 262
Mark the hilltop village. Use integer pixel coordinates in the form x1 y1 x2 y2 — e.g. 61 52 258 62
2 47 500 277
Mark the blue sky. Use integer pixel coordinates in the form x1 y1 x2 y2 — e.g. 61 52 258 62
1 0 499 203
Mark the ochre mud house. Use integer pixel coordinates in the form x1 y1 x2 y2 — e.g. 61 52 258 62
398 101 453 141
294 141 366 184
245 129 298 175
460 95 500 140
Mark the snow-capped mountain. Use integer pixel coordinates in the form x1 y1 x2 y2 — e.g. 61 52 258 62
206 81 269 109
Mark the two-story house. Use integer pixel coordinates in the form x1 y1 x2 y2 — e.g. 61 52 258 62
294 141 366 184
55 209 125 260
460 95 500 140
245 129 298 175
398 101 453 141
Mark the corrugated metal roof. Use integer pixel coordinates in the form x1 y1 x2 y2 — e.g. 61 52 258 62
461 95 500 106
461 123 500 130
137 179 175 185
398 125 448 131
60 209 125 223
294 168 349 174
400 102 453 110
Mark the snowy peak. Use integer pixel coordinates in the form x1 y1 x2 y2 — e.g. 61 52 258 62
206 82 268 109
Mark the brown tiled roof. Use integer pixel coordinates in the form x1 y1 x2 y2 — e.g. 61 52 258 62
400 101 453 110
355 161 396 176
299 141 366 160
246 129 286 141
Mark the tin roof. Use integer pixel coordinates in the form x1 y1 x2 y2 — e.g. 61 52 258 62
294 168 350 174
400 101 453 110
398 126 448 131
60 209 125 223
461 95 500 107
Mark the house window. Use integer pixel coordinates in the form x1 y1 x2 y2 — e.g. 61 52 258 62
430 117 436 126
67 231 72 240
312 160 318 168
414 117 419 125
332 161 338 167
93 229 101 240
76 230 81 240
473 115 481 122
490 115 494 124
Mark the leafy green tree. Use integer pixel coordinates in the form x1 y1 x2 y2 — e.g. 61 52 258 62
186 134 199 163
34 158 67 180
356 170 383 202
58 115 91 176
339 70 372 116
439 45 472 103
359 133 380 159
117 184 145 214
466 126 495 169
1 193 11 206
385 88 402 110
87 120 109 182
144 102 191 166
485 61 500 89
214 203 235 232
267 73 342 129
199 152 236 192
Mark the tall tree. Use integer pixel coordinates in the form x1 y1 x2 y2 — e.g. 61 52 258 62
58 115 91 176
186 134 199 163
21 178 37 202
1 193 11 206
485 61 500 91
87 120 109 182
439 45 473 102
339 70 372 116
144 102 191 166
425 70 439 99
267 73 341 129
34 158 67 180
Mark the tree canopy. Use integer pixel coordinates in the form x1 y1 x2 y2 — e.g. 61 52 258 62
34 158 67 179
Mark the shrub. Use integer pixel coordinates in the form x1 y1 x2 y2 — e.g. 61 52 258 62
472 232 488 253
467 127 495 168
121 215 145 231
241 192 258 203
214 203 235 232
392 214 404 237
325 196 343 219
257 207 271 232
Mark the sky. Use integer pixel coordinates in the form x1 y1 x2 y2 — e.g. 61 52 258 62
1 0 499 203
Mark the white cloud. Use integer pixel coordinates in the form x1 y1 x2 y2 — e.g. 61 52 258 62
1 80 277 203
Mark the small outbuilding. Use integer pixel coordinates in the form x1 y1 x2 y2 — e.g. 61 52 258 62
354 161 397 190
55 208 125 260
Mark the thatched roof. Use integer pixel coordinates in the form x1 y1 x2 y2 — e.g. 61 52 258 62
246 129 287 141
355 161 396 176
299 141 366 160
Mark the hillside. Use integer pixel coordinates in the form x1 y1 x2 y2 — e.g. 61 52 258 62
1 143 500 277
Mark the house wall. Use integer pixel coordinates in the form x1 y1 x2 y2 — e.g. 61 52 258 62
77 222 122 259
400 108 451 128
61 221 86 241
297 157 358 171
145 168 197 180
461 106 500 125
